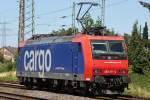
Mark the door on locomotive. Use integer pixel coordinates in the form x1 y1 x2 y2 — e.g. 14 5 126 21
72 43 84 81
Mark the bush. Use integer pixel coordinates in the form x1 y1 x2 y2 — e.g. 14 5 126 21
0 61 16 73
0 52 4 63
124 72 150 98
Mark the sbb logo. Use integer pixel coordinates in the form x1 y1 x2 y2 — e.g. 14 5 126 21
24 49 52 76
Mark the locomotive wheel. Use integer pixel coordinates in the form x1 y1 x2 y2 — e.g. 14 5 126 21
36 79 43 90
18 77 24 85
25 78 33 90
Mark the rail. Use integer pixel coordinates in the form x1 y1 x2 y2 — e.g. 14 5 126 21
0 82 149 100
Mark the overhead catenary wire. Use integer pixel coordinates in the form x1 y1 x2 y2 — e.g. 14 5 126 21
107 0 129 7
3 1 130 34
0 4 73 39
36 6 72 18
1 0 129 27
28 0 130 34
35 14 72 27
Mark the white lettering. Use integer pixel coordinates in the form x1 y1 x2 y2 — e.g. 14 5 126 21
45 50 51 71
24 51 29 71
34 50 39 71
104 62 121 64
29 50 34 71
24 49 52 75
39 50 44 71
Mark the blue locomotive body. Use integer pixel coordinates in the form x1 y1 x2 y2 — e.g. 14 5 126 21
17 42 84 81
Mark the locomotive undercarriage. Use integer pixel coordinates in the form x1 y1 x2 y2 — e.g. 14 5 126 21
18 75 130 95
91 75 130 95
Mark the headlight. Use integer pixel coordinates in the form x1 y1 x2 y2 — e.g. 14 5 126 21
119 69 127 74
93 69 102 74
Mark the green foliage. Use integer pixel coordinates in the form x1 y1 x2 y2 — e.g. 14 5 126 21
143 22 148 40
106 28 118 36
51 27 78 36
128 21 149 74
130 73 150 92
93 17 102 27
131 21 141 41
0 72 17 82
82 13 94 29
82 13 118 36
52 13 118 36
0 52 4 63
124 33 131 45
124 73 150 97
0 61 16 73
126 21 150 75
82 14 103 29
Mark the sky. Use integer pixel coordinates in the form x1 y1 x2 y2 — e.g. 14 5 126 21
0 0 150 47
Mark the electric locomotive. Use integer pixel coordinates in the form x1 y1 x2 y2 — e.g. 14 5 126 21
17 27 130 95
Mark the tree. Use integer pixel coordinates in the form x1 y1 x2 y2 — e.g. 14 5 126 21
124 33 131 45
0 52 4 63
131 21 141 41
128 21 148 74
51 27 78 36
106 28 118 36
52 14 117 36
143 22 148 40
94 17 102 27
66 27 78 35
82 13 94 29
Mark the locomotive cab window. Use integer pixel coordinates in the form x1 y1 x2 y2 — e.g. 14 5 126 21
91 40 126 60
91 42 108 54
109 41 124 54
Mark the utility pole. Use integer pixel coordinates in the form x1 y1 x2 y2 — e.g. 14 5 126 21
0 21 10 58
32 0 35 35
101 0 105 27
18 0 25 48
72 2 76 35
18 0 35 49
25 0 35 35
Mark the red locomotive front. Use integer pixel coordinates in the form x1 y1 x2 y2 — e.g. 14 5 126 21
73 35 130 94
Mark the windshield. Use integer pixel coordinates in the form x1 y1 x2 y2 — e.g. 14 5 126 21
91 40 125 55
92 42 107 54
109 41 124 54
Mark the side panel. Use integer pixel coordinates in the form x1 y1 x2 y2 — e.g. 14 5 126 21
72 43 84 80
82 40 93 81
17 42 84 81
73 38 93 81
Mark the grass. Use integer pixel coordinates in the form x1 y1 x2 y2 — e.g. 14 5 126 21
124 73 150 98
0 61 17 82
124 84 150 98
0 61 16 73
0 71 17 82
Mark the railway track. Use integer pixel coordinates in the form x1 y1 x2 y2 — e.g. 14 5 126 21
0 92 46 100
96 95 150 100
0 82 25 89
0 82 47 100
0 82 149 100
